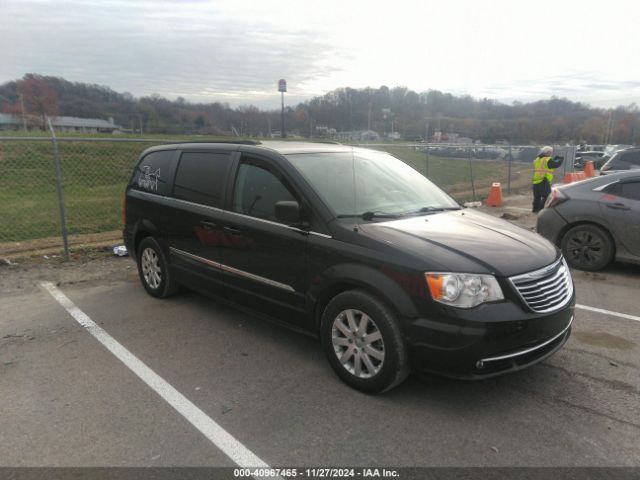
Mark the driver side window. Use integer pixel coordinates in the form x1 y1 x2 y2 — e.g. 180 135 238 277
232 161 296 222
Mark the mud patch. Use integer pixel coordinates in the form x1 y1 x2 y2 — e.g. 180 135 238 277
574 331 636 350
575 271 608 281
0 254 136 296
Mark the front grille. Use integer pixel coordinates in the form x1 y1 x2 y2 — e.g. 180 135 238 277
510 258 573 313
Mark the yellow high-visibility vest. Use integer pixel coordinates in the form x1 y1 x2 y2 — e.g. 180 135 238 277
532 156 554 184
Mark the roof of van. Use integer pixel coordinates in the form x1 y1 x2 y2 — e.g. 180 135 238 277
249 141 354 154
147 140 359 154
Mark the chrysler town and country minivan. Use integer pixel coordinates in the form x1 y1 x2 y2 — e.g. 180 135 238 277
123 141 575 393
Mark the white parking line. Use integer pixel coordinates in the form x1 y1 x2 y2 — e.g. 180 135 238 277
41 282 279 478
576 304 640 323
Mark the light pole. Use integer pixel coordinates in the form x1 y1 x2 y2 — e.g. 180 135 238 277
382 108 393 139
278 79 287 138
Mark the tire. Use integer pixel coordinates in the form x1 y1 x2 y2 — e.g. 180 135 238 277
136 237 180 298
561 224 614 271
320 290 409 393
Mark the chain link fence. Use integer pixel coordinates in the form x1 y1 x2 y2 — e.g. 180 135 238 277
0 136 579 257
0 137 165 257
360 143 578 202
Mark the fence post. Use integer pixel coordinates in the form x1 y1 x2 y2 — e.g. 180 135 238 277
507 145 512 195
425 146 430 178
46 116 70 261
569 145 576 173
468 148 476 201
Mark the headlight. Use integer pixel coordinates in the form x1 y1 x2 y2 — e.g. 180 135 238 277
425 272 504 308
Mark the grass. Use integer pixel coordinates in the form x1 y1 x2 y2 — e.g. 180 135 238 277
0 138 534 244
0 140 140 242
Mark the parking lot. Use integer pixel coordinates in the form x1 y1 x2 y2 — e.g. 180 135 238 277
1 248 639 471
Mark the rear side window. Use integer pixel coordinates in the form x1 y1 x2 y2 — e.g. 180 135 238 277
132 150 175 195
605 180 640 201
620 182 640 201
173 152 232 208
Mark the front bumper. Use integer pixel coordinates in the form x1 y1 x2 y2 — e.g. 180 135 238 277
407 295 575 379
536 207 568 244
473 317 571 376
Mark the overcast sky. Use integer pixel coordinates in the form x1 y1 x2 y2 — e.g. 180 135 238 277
1 0 639 109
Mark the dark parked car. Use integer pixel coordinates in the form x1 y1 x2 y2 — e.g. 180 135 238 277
124 141 574 392
600 147 640 174
537 171 640 271
573 151 608 170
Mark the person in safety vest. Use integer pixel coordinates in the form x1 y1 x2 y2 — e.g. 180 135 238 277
532 146 564 213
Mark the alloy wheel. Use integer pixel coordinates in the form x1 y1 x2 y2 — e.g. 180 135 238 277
141 247 162 289
331 309 385 378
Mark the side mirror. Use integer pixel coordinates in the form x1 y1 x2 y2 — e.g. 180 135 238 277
275 200 301 225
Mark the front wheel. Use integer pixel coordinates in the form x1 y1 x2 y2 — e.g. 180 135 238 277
136 237 180 298
321 290 409 393
561 224 614 271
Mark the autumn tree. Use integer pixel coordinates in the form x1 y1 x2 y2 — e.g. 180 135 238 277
1 98 23 115
17 74 58 129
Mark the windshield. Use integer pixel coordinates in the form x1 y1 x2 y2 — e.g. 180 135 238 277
602 150 640 171
286 149 459 218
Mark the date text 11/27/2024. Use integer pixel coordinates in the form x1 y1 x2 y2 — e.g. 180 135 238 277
233 468 400 478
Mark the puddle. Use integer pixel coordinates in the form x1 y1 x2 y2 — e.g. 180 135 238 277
574 331 636 350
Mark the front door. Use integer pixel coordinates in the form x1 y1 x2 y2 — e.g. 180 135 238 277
220 156 308 325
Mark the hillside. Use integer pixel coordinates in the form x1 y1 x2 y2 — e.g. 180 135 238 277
1 74 638 143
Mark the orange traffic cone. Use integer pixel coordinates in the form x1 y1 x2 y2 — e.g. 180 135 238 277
564 173 574 184
486 182 503 207
584 161 595 177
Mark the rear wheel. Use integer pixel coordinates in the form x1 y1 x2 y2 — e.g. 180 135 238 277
561 224 614 271
321 290 409 393
136 237 180 298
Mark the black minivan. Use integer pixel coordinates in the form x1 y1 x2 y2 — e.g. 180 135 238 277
123 141 575 393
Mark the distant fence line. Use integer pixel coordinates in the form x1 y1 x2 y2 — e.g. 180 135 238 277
0 136 190 143
0 135 578 257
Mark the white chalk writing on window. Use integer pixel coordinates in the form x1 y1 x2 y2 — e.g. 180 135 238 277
138 166 161 191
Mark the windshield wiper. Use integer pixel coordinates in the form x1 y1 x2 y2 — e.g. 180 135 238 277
406 206 461 215
336 211 402 220
337 207 459 220
362 211 402 221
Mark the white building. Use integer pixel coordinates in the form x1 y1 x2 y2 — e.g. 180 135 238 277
0 113 122 133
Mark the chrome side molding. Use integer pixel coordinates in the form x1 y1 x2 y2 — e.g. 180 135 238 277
170 247 295 292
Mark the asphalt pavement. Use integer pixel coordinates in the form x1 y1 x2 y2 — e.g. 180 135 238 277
1 256 639 469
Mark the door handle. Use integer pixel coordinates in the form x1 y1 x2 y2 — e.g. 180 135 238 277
606 203 630 210
200 220 218 230
223 225 242 235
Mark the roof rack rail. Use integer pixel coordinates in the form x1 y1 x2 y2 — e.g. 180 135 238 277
160 140 262 145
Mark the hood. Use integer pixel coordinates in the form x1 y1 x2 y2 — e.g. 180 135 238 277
360 209 558 277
